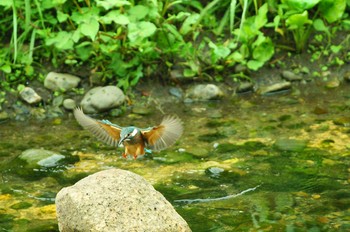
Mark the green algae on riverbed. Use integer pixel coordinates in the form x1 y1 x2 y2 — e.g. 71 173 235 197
1 84 350 231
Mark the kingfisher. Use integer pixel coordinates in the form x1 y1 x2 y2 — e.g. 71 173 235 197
73 107 183 159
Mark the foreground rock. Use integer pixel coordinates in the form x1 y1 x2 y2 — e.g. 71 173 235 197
80 86 125 113
185 84 224 101
56 169 191 232
44 72 81 91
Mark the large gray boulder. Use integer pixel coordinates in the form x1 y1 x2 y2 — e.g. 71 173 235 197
44 72 81 91
80 86 125 113
56 169 191 232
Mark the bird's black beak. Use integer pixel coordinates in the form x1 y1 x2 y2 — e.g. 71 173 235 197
118 136 130 147
118 138 125 147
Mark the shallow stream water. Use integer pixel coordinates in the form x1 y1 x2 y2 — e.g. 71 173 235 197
1 83 350 231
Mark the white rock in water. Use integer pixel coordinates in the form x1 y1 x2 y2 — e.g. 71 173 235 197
56 169 192 232
185 84 224 101
19 149 65 167
19 87 42 104
44 72 81 91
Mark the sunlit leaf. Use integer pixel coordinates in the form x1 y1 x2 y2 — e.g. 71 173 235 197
46 31 74 50
282 0 320 11
247 60 264 71
319 0 346 23
80 19 99 41
128 5 149 21
101 11 130 25
128 21 157 43
252 37 274 62
57 11 69 23
0 64 11 74
286 11 312 29
180 13 200 35
96 0 130 10
0 0 12 7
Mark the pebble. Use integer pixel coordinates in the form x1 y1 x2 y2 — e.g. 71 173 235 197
185 84 224 101
258 82 291 95
19 87 42 104
281 70 303 81
63 99 76 110
44 72 81 91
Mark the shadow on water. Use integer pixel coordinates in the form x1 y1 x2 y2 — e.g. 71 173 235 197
1 84 350 231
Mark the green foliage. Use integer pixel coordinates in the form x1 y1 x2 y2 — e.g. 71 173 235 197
0 0 349 92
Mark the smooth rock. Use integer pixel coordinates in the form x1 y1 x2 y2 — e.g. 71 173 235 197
325 79 340 89
19 149 65 168
237 82 254 93
0 111 10 121
63 99 76 110
274 139 308 152
185 84 224 101
344 71 350 82
281 70 302 81
132 105 152 115
56 169 191 232
44 72 81 91
80 86 125 113
169 87 183 99
258 82 291 95
19 87 42 104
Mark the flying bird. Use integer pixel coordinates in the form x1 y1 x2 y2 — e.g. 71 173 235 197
73 107 183 159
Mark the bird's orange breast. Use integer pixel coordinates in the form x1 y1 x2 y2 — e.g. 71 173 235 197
124 143 145 159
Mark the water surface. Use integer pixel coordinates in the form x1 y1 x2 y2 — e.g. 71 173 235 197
1 84 350 231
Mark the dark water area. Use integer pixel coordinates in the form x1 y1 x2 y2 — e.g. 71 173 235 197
1 83 350 231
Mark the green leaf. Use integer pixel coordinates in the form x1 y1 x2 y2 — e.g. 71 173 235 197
247 60 264 71
128 5 149 21
96 0 130 10
252 37 274 62
128 21 157 43
0 64 11 73
282 0 320 11
330 45 342 53
255 3 268 29
0 0 12 7
80 18 99 41
286 11 312 29
183 68 196 77
41 0 67 9
45 31 74 50
101 11 130 25
180 13 200 35
313 18 328 32
57 11 69 23
319 0 346 23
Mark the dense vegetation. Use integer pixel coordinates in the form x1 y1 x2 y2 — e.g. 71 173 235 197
0 0 349 97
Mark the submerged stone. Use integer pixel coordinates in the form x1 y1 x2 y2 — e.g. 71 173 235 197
198 132 227 143
258 82 292 95
281 70 303 81
333 117 350 127
19 149 65 168
274 139 308 152
10 201 32 210
185 84 224 101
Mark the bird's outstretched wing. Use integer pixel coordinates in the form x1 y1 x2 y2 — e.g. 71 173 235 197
73 107 122 147
141 116 183 151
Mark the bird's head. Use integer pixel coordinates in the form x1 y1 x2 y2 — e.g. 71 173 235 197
118 127 141 146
